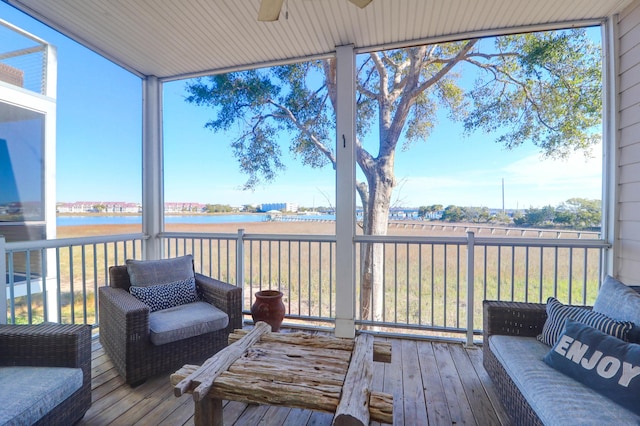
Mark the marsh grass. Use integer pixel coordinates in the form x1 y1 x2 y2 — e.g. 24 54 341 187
7 238 142 324
7 222 603 335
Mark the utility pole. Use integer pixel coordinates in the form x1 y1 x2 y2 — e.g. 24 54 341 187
502 178 505 214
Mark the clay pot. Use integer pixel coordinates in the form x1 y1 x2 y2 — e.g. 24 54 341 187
251 290 285 332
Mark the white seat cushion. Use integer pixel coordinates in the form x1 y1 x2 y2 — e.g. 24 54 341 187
490 335 640 425
149 301 229 345
0 366 83 426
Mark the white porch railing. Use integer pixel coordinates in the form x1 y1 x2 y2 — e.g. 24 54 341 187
1 234 145 325
161 230 609 342
1 230 609 344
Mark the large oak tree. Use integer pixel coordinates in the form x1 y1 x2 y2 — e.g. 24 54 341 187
185 28 601 321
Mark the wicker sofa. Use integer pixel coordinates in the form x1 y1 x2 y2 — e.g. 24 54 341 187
99 263 243 386
483 288 640 426
0 323 92 426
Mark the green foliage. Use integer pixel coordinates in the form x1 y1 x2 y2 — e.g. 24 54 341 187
515 198 601 229
554 198 601 228
521 205 557 226
463 206 491 223
204 204 234 213
418 204 444 219
440 205 498 223
491 211 512 224
464 29 602 158
433 199 600 229
442 205 465 222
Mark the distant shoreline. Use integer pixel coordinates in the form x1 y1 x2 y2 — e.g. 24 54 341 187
56 212 261 217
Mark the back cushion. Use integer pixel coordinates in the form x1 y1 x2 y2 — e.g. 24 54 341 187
126 255 194 287
593 275 640 326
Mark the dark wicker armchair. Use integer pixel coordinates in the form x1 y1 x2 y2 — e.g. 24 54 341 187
99 265 243 385
0 323 92 426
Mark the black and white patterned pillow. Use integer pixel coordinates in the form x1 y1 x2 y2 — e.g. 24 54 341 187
537 297 634 346
130 276 199 312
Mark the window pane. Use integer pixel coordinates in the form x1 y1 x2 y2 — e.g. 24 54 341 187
0 101 44 222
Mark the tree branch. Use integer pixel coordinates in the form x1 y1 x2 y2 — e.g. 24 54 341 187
266 99 337 167
370 52 389 98
464 58 557 132
411 40 478 97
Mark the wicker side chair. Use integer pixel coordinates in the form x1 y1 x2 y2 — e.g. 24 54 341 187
99 265 243 386
0 323 92 426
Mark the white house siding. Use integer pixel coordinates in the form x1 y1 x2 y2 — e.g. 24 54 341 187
617 0 640 284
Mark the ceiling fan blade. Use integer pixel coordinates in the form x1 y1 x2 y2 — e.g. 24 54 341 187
348 0 373 8
258 0 284 21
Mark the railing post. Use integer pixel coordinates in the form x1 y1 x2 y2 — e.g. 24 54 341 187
0 236 6 324
44 247 59 323
236 229 245 321
466 231 475 347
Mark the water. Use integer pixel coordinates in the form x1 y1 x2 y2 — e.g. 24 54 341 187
56 214 335 226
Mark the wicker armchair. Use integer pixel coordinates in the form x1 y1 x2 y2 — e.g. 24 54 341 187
99 265 243 386
0 323 92 426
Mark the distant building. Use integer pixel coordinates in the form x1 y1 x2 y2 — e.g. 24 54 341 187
164 202 206 213
58 201 219 213
57 201 141 213
260 202 298 213
104 202 139 213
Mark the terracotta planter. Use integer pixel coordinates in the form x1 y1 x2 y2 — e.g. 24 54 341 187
251 290 285 332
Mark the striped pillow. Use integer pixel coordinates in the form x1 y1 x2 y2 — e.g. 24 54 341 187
537 297 634 346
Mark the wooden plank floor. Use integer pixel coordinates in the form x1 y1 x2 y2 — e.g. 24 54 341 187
80 335 511 425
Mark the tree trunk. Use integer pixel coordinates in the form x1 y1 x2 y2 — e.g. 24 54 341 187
360 164 393 322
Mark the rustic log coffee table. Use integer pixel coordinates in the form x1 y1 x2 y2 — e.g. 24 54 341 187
171 322 393 426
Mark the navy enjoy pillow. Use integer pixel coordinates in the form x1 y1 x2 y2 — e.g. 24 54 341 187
537 297 633 347
544 319 640 416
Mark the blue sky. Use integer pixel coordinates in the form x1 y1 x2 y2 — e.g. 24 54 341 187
1 4 602 210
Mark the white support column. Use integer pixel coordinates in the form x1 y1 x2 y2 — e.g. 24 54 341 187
335 45 357 338
44 44 59 322
601 17 620 279
142 76 164 260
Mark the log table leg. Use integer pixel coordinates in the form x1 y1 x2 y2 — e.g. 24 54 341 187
194 397 223 426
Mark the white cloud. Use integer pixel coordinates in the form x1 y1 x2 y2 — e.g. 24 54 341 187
398 149 602 208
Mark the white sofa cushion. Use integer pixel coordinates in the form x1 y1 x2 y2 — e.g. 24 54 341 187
149 301 229 345
490 335 640 425
0 366 83 426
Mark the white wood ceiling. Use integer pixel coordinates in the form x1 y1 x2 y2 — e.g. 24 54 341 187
5 0 634 80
